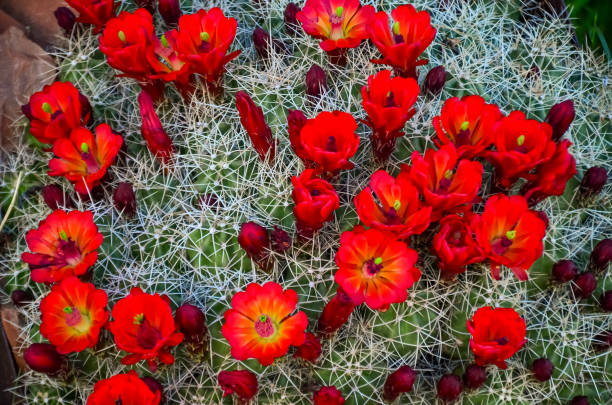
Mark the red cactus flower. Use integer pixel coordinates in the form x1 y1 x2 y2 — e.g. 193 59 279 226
293 111 359 175
108 287 184 371
473 194 547 280
467 306 526 369
383 365 417 401
335 226 421 311
99 9 154 78
67 0 117 33
293 332 322 363
317 286 356 335
297 0 374 60
291 169 340 238
432 214 485 280
144 32 192 89
21 210 103 284
354 169 431 240
218 370 259 402
313 386 345 405
521 139 576 205
138 90 174 164
483 111 556 188
235 91 275 162
361 69 419 162
403 145 483 221
23 81 92 145
86 371 162 405
24 343 67 375
48 124 123 194
40 276 108 354
166 8 240 86
222 282 308 366
238 221 272 271
368 5 436 78
433 95 503 159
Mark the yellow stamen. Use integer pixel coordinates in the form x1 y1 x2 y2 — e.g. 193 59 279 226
392 22 400 35
335 6 344 17
133 313 144 325
444 170 453 180
80 143 89 154
118 30 126 42
460 121 470 131
63 306 72 314
393 200 401 211
42 102 53 114
59 230 68 241
517 135 525 146
161 34 169 48
506 230 516 240
374 257 383 265
200 31 210 41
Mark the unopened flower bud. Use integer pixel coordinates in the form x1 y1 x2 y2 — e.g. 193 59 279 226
135 0 156 14
551 260 578 283
293 332 321 363
141 376 166 404
462 364 486 389
545 100 575 141
11 289 33 307
579 166 607 196
593 330 611 351
531 358 554 381
271 226 291 253
424 66 446 95
24 343 66 375
252 27 285 59
175 303 208 349
600 291 612 312
236 91 275 162
42 185 73 210
313 386 345 405
383 365 416 401
568 396 590 405
305 64 327 98
590 239 612 272
437 374 462 402
573 272 597 298
535 210 549 229
218 370 258 401
284 3 300 35
158 0 182 27
54 7 76 35
113 182 137 217
238 222 271 271
317 287 355 335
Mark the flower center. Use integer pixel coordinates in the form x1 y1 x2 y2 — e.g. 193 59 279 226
491 235 513 255
57 237 82 266
200 31 210 41
310 189 321 197
118 30 126 42
363 257 384 276
325 136 337 152
63 306 81 326
437 171 453 193
496 336 509 345
80 143 101 173
137 317 163 350
42 102 53 114
385 91 397 107
255 315 275 338
449 230 463 246
383 206 403 225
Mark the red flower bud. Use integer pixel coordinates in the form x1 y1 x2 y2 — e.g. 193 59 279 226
600 290 612 312
569 396 590 405
198 193 220 208
287 109 308 163
138 91 174 164
535 210 549 229
579 166 607 196
21 102 34 120
141 376 166 404
24 343 67 375
590 239 612 271
218 370 258 401
284 2 300 35
135 0 156 14
424 65 446 95
113 182 137 217
593 331 611 351
317 287 355 335
271 226 291 253
437 374 462 402
175 303 208 349
383 365 416 401
238 222 271 271
11 289 33 307
235 91 275 162
54 7 76 35
252 27 285 59
462 364 486 389
313 386 345 405
573 272 597 298
305 64 327 98
551 260 578 283
293 332 321 363
42 185 73 210
158 0 182 26
532 358 554 381
545 99 575 141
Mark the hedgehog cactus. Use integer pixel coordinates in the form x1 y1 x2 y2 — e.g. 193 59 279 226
0 0 610 404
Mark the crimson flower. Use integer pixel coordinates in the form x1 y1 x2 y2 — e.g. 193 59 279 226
23 81 92 145
521 140 576 205
361 69 419 163
235 91 275 161
144 32 192 90
432 214 485 280
40 276 108 354
67 0 117 33
403 145 483 221
467 306 526 369
433 95 503 159
313 386 345 405
218 370 258 402
293 332 322 363
483 111 556 188
108 287 184 371
317 286 356 335
354 169 431 240
473 194 547 280
291 169 340 238
48 124 123 194
21 210 103 284
335 226 421 311
368 5 436 78
222 282 308 366
86 371 161 405
138 90 174 164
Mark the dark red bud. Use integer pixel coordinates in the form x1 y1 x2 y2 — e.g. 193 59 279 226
590 239 612 271
271 226 291 253
113 182 137 217
54 7 76 35
11 289 33 306
313 386 345 405
383 365 416 401
317 287 356 335
199 193 220 208
238 222 271 271
579 166 607 196
21 103 33 120
305 64 327 98
24 343 66 375
252 27 285 59
535 210 549 229
175 303 207 347
284 3 300 35
135 0 156 14
293 332 321 363
462 364 486 389
572 272 597 298
141 376 166 404
42 185 73 210
218 370 258 401
545 99 575 141
437 374 462 402
593 331 611 351
79 93 94 125
568 396 589 405
551 260 578 283
424 66 446 95
600 291 612 312
531 358 554 381
158 0 182 27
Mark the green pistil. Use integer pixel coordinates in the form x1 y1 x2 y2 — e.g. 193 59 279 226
506 230 516 240
460 121 470 131
161 34 169 48
42 102 52 114
444 170 453 180
259 315 268 322
63 306 72 314
392 22 400 35
335 6 344 17
80 142 89 154
59 230 68 241
118 30 126 42
393 200 401 211
517 135 525 146
200 31 210 41
133 313 144 325
374 257 383 265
